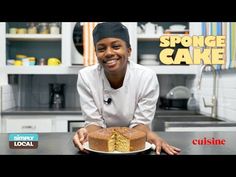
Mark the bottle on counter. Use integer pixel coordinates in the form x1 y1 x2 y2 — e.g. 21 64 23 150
49 22 60 34
38 58 47 65
38 23 49 34
27 22 37 34
187 93 199 112
9 28 17 34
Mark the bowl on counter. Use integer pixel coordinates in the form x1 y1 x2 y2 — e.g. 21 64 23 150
139 54 157 60
139 59 160 65
139 54 159 65
169 25 186 31
47 58 61 66
159 97 188 110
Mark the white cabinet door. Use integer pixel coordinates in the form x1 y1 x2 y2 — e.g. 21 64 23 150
54 115 84 132
5 118 52 133
2 115 83 133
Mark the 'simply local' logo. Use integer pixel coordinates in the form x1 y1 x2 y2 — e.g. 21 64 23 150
9 133 38 149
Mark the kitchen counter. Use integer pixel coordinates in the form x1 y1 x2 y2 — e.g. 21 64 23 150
152 109 224 131
2 107 82 115
0 131 236 155
2 107 193 116
155 109 199 116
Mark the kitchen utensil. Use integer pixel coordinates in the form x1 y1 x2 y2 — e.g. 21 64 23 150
187 93 199 111
159 97 188 110
27 22 37 34
49 83 65 109
38 23 49 34
83 142 152 154
139 60 160 65
140 54 157 60
17 28 27 34
169 25 186 31
144 22 157 35
28 57 36 66
49 23 60 34
166 86 191 99
38 58 46 65
47 58 61 65
9 28 17 34
16 54 27 59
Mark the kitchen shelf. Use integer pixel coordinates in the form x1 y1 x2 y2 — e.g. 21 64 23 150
138 34 163 41
147 65 197 74
137 33 189 41
2 65 197 75
6 34 62 41
2 65 83 74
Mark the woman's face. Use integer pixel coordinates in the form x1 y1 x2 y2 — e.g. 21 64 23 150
95 38 131 74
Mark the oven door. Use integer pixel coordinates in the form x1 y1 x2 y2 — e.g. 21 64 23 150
68 120 85 132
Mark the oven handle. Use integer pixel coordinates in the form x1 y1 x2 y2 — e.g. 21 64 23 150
68 121 85 132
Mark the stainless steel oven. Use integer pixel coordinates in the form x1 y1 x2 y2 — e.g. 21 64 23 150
68 120 85 132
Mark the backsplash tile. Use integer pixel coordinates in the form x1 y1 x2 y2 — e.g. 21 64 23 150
18 75 80 108
157 75 194 97
197 70 236 122
1 84 17 110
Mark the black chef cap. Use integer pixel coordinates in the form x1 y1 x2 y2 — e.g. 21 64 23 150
93 22 130 47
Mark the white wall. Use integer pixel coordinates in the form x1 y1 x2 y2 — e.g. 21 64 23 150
122 22 137 63
190 22 236 122
197 70 236 122
1 84 17 110
0 86 2 132
0 23 8 85
18 75 80 108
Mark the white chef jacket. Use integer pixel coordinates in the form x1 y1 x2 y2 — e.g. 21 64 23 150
77 60 159 129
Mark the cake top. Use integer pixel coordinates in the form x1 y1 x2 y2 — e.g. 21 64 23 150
89 128 114 139
88 127 146 140
115 127 146 139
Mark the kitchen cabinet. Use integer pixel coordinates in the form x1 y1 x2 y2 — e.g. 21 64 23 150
54 115 84 132
0 22 202 76
2 115 53 133
135 22 199 74
1 114 84 133
0 87 2 133
0 22 80 75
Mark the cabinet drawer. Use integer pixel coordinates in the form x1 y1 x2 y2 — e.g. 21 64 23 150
6 118 52 133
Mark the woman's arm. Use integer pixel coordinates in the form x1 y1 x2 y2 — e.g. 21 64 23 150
73 124 102 152
133 124 181 155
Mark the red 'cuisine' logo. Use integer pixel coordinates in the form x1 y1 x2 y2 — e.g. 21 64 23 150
192 137 226 145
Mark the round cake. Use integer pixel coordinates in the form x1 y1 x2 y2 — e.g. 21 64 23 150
88 127 146 152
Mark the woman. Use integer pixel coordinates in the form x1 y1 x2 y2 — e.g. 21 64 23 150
73 22 181 155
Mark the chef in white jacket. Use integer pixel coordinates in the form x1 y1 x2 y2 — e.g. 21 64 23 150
73 22 181 155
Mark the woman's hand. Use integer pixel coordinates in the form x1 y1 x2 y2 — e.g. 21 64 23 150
72 128 88 152
147 131 181 155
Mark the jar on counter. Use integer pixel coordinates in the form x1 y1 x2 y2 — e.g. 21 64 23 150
17 28 27 34
28 57 36 66
49 23 60 34
9 28 17 34
38 23 49 34
38 58 47 65
22 58 30 66
27 22 37 34
14 60 23 66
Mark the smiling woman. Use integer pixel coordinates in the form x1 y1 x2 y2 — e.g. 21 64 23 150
73 22 181 155
95 38 131 81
